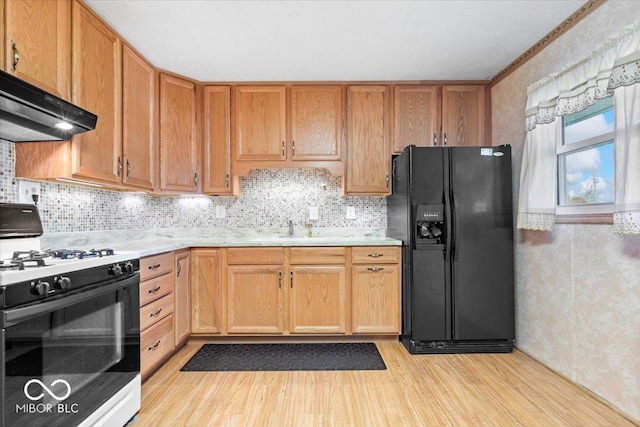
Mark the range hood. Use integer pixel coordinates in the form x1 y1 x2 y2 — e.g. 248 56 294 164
0 69 97 143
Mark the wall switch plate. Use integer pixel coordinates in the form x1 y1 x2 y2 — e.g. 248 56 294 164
309 206 319 220
215 205 226 219
18 181 41 205
346 206 356 220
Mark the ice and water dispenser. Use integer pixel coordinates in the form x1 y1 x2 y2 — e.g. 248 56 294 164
415 204 444 247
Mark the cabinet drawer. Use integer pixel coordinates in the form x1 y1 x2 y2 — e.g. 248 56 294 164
141 293 174 331
140 273 173 306
290 247 346 264
227 247 283 265
141 314 174 378
140 252 174 281
352 247 400 264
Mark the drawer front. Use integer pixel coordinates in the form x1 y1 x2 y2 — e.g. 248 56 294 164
141 293 174 331
289 247 346 264
352 246 400 264
140 273 173 306
227 247 283 265
141 314 174 378
140 252 174 281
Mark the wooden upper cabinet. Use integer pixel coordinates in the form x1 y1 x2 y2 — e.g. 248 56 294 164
441 85 486 147
203 86 233 195
159 73 199 192
122 45 156 190
290 86 342 161
233 86 287 161
4 0 71 100
393 85 440 152
346 85 390 195
71 1 122 183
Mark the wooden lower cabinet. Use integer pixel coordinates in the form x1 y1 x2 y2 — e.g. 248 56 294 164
289 265 346 334
351 265 400 334
190 248 223 334
174 250 191 346
139 252 175 380
227 265 284 334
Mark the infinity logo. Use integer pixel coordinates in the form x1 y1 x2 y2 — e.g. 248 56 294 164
24 379 71 401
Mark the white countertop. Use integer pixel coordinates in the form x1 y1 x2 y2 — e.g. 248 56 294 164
41 228 402 258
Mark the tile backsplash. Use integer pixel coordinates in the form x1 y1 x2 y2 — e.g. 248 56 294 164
1 140 386 233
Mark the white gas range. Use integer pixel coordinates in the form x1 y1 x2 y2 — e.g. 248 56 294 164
0 203 141 427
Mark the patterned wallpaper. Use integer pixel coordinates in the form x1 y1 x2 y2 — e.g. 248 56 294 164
492 2 640 422
0 140 386 233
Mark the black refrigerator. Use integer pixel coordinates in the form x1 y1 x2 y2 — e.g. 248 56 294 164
387 145 514 354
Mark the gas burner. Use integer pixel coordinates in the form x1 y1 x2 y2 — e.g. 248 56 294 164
12 250 50 260
0 261 21 271
45 248 116 260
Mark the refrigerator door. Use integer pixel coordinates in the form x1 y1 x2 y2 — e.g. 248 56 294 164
449 146 514 340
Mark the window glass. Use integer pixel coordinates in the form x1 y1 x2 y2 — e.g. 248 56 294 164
557 96 615 209
558 142 614 205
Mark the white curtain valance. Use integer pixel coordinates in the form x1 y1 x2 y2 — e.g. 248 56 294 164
525 21 640 132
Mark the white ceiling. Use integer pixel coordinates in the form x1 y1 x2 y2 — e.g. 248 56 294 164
85 0 587 82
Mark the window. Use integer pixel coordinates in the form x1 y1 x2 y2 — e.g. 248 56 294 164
556 96 615 217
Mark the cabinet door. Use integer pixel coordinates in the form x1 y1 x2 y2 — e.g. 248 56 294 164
203 86 233 194
5 0 70 99
227 266 283 334
174 250 191 345
290 86 342 161
233 86 286 161
159 74 199 192
71 2 121 183
191 249 223 334
122 45 155 190
346 86 390 194
290 266 346 334
441 85 486 147
351 265 400 334
393 85 440 153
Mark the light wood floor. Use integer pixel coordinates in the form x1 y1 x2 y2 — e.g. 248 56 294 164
135 340 637 427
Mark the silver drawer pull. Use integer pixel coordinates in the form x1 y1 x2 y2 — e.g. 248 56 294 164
148 286 161 294
148 263 161 270
150 309 162 317
148 340 161 351
367 267 384 272
368 253 384 258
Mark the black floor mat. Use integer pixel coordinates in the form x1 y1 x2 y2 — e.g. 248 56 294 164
180 343 387 372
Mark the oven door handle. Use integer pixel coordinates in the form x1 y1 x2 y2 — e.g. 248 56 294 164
2 273 139 328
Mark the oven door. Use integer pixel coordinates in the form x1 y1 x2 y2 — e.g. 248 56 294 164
1 274 140 427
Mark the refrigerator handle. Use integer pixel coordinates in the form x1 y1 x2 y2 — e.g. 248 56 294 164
450 191 456 260
444 190 452 260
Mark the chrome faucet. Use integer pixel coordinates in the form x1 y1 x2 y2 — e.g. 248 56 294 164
288 220 294 237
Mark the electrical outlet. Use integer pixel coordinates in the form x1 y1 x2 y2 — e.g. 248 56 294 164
215 205 226 219
346 206 356 220
18 181 41 205
309 206 319 220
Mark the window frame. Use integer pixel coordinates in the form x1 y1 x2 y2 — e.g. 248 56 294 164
555 98 615 224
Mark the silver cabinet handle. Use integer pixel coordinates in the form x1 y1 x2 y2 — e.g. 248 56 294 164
148 263 161 270
150 308 162 317
225 173 230 188
292 141 296 156
281 141 285 156
433 133 437 146
194 172 199 188
177 259 182 277
10 40 20 72
290 271 293 288
117 157 122 176
278 271 282 288
148 340 161 351
443 132 448 146
367 267 384 272
368 253 383 258
386 173 390 188
148 286 161 294
126 159 131 177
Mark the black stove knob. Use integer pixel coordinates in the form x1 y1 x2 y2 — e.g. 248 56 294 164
109 264 123 276
55 276 71 290
123 261 134 273
33 281 50 296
